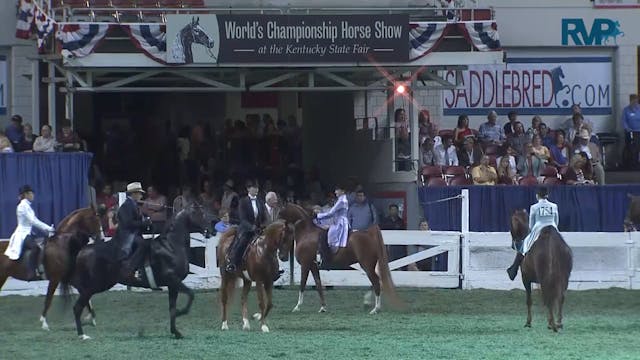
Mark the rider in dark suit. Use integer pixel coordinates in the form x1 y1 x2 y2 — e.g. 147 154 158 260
225 181 266 273
116 182 152 280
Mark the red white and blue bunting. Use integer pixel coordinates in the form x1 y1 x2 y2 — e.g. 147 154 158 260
123 24 167 64
34 5 56 50
409 22 448 61
16 0 35 40
461 21 501 51
57 24 111 59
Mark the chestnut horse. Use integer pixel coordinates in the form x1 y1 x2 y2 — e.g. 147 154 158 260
278 203 401 314
0 206 103 330
218 221 291 332
511 209 573 331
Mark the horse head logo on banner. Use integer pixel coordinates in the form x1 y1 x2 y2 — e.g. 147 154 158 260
170 16 218 64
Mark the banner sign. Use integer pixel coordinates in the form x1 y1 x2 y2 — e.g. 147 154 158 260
0 56 6 116
442 57 612 116
166 14 409 64
594 0 640 8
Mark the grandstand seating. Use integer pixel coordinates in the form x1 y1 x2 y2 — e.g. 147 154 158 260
427 177 448 187
438 129 454 139
421 165 443 183
543 177 562 185
541 165 558 178
518 176 539 186
444 166 466 177
449 176 473 186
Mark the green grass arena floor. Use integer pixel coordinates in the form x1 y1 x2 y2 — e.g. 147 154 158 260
1 287 640 359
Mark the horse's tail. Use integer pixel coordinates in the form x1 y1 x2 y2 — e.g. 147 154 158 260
539 227 572 311
372 225 404 309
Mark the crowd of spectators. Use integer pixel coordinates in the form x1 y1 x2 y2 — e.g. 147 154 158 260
420 104 611 187
1 115 86 153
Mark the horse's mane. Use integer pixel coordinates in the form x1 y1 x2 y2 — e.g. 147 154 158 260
285 203 312 219
57 207 91 229
263 221 285 239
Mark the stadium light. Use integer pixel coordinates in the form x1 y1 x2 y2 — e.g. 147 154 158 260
395 84 406 94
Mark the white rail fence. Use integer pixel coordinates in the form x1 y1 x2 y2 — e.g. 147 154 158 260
3 189 640 295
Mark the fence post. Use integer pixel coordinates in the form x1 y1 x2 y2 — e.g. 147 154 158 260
460 189 470 289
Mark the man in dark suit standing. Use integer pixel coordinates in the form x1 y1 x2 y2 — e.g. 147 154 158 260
225 181 266 273
116 182 152 280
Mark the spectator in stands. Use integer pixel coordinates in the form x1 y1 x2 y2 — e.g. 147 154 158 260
419 110 437 143
0 131 13 153
453 115 472 146
458 136 483 168
420 137 439 167
408 219 430 271
471 155 498 185
622 94 640 169
19 123 37 152
496 156 517 185
220 179 239 219
215 208 231 233
478 110 505 146
199 179 219 215
517 143 545 179
574 129 605 185
348 190 378 232
395 108 410 156
5 115 23 150
549 130 571 167
105 207 118 237
565 153 594 185
539 123 554 148
32 124 57 152
496 143 517 176
508 121 528 156
531 135 551 163
434 136 458 166
566 113 593 146
264 192 280 225
142 186 167 232
503 111 518 137
526 115 542 140
57 120 83 152
97 183 118 211
563 104 595 137
173 185 194 215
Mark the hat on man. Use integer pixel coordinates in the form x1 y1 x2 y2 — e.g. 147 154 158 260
224 179 234 189
578 128 591 140
19 185 34 195
126 182 145 194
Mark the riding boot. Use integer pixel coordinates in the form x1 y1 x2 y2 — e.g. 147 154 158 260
507 253 525 281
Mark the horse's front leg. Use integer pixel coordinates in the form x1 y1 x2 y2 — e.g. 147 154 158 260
292 263 310 312
168 286 183 339
74 293 92 340
40 280 58 331
309 262 327 312
255 281 270 332
240 279 252 331
175 282 194 317
220 276 234 331
524 281 532 328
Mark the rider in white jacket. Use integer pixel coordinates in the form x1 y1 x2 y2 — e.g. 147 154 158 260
4 185 55 279
507 186 559 281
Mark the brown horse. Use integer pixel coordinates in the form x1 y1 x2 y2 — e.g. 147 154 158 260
218 221 291 332
278 203 401 314
0 206 103 330
623 194 640 232
511 209 573 332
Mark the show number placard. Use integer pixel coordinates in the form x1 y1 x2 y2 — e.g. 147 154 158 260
166 14 409 64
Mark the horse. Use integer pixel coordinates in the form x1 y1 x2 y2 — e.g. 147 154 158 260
278 203 401 314
217 220 292 332
170 16 216 64
623 194 640 232
62 203 213 340
510 209 573 332
0 206 104 330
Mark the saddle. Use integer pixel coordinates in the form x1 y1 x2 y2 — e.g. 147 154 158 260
20 237 46 280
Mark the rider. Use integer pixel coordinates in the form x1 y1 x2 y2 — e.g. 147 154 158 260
225 181 266 273
4 185 55 280
116 182 152 280
507 186 559 281
313 184 349 266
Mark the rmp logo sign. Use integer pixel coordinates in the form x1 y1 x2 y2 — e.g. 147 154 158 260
562 18 624 46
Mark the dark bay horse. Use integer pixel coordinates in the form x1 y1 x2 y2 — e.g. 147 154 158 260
278 203 401 314
511 209 573 332
623 194 640 232
0 206 103 330
62 204 212 340
218 221 291 332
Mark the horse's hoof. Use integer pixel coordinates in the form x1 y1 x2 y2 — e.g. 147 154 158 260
91 319 97 327
291 305 300 313
318 306 327 313
79 334 91 340
242 318 251 331
173 331 183 339
524 323 531 328
369 308 379 315
253 313 262 321
221 321 229 331
40 316 50 331
261 324 270 333
556 323 563 329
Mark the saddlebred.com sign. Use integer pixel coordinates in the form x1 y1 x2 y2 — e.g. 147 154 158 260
166 14 409 64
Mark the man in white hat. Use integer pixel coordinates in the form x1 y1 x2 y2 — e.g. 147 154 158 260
115 181 152 280
575 128 605 184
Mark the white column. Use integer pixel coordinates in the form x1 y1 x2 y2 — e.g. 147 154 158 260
31 60 40 132
47 62 56 134
460 188 470 289
65 70 74 127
